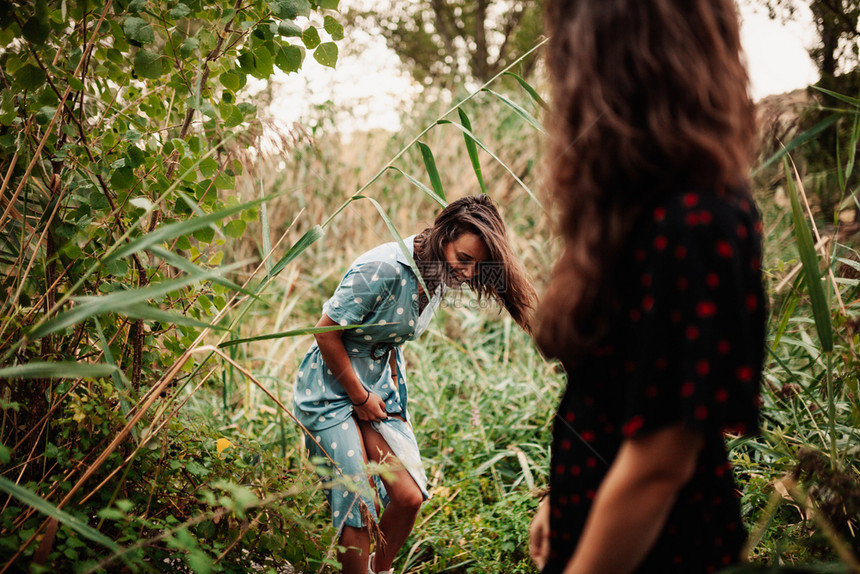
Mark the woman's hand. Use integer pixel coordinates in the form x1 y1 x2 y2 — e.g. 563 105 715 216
353 391 387 421
529 495 550 570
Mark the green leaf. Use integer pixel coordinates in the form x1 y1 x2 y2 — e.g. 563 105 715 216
30 264 243 340
134 49 163 79
179 37 199 58
34 105 56 125
4 54 25 75
266 225 324 279
438 119 542 207
754 114 840 175
125 128 142 142
14 64 46 91
185 460 209 477
193 226 215 243
219 71 240 92
124 16 155 45
214 171 235 190
187 549 213 574
237 102 256 116
89 189 110 211
277 20 302 37
457 108 486 194
122 303 225 330
170 3 191 19
784 159 833 353
252 45 274 78
67 76 84 91
148 245 263 303
105 258 129 277
387 166 447 208
127 146 146 168
22 14 50 44
0 92 16 126
237 50 254 74
221 104 244 128
63 244 83 259
110 166 136 191
417 142 445 201
107 48 124 65
275 44 303 73
224 219 246 238
197 100 217 119
313 42 338 68
503 72 548 109
323 15 343 41
302 27 321 49
812 85 860 107
318 0 339 8
269 0 311 19
0 475 121 552
220 323 369 348
0 362 118 380
483 88 545 134
198 156 219 178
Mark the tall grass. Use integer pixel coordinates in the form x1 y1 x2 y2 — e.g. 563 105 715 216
185 82 556 573
210 89 860 573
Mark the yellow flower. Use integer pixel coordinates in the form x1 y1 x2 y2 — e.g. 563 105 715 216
216 438 233 453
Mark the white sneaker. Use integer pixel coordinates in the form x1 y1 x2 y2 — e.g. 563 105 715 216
367 552 394 574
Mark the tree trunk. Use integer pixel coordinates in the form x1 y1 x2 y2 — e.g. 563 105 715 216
473 0 490 81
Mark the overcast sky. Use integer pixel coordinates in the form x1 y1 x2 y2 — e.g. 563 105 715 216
738 1 819 99
259 2 821 134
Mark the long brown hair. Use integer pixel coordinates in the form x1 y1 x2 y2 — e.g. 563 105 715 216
416 194 537 332
536 0 756 360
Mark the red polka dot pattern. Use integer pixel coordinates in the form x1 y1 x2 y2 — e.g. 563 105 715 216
545 190 765 574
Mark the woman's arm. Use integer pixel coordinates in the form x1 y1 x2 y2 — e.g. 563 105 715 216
562 423 703 574
314 314 387 421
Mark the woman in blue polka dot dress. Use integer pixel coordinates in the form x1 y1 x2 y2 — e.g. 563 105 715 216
529 1 766 573
294 195 536 574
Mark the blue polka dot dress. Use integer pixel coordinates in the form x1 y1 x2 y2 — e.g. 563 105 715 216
293 236 442 530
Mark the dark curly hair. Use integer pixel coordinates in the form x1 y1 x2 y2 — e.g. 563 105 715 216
416 195 537 332
536 0 757 360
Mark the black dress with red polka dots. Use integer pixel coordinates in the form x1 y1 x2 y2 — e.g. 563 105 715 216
543 190 766 574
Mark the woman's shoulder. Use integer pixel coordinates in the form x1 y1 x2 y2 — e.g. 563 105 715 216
351 235 416 268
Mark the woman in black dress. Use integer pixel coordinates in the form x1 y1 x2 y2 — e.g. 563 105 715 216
529 1 767 573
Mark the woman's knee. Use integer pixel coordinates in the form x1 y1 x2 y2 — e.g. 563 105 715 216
388 477 424 510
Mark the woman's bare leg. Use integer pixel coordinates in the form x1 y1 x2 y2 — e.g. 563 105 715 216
337 419 375 574
357 418 424 572
339 525 370 574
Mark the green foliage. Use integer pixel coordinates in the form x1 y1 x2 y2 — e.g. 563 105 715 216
735 112 860 568
0 0 343 570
